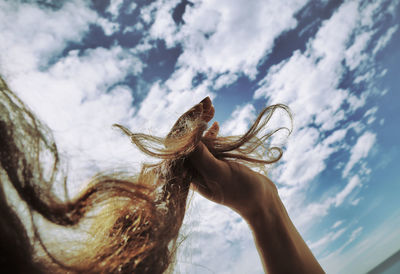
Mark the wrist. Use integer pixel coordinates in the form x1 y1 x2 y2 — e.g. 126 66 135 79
241 176 281 223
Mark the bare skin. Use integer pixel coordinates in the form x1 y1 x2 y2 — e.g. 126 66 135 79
187 97 325 274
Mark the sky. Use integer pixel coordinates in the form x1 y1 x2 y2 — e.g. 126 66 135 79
0 0 399 273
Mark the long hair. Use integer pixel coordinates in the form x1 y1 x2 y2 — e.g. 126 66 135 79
0 76 292 273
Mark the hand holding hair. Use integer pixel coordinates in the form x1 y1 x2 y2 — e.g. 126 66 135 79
187 97 325 274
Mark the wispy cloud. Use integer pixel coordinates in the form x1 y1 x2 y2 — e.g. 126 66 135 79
220 104 256 135
332 220 344 229
309 227 347 253
373 25 399 55
342 132 376 178
335 175 362 207
319 210 400 274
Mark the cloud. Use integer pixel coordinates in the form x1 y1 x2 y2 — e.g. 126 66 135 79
97 17 120 36
125 2 137 14
364 106 378 118
220 104 256 135
106 0 124 19
177 194 264 274
334 175 362 207
145 0 310 88
272 127 346 189
331 220 344 229
251 0 395 234
293 174 363 230
214 73 239 90
350 197 361 206
318 221 395 274
5 45 145 192
0 1 148 193
255 1 361 128
342 132 376 178
99 0 126 35
0 0 217 193
373 25 399 55
132 80 214 137
309 227 347 252
326 208 400 273
0 0 98 75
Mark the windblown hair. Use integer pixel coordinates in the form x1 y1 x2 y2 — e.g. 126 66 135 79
0 76 291 273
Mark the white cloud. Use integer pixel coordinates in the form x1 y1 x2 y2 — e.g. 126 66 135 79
165 67 197 94
0 1 217 197
350 198 361 206
373 25 399 55
292 174 362 230
220 104 256 135
97 17 120 36
177 193 264 274
131 80 214 138
364 106 378 118
345 31 373 71
125 2 137 14
366 116 376 125
335 175 362 207
345 227 363 249
332 220 344 229
309 227 346 252
251 0 395 234
254 1 360 129
354 69 375 84
272 128 339 188
106 0 124 19
0 1 147 193
5 45 144 192
145 0 309 88
295 198 334 230
0 0 98 75
214 73 239 90
342 132 376 178
316 219 400 274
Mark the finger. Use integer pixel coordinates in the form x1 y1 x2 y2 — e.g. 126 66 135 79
202 105 215 122
200 96 212 112
204 121 219 138
200 96 213 122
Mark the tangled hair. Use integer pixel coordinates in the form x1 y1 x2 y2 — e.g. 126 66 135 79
0 76 292 273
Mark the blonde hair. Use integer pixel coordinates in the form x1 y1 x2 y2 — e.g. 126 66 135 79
0 76 291 273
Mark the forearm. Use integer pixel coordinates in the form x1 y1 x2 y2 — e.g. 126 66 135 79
245 193 324 274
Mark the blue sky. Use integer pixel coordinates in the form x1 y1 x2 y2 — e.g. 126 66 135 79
0 0 399 273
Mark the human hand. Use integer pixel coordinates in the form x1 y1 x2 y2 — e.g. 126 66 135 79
186 97 278 220
173 98 324 274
